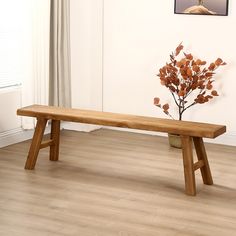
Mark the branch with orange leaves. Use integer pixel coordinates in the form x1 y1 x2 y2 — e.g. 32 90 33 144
154 43 226 120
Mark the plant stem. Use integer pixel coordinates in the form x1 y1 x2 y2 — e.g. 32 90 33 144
182 102 197 112
179 112 182 121
178 96 182 120
171 92 179 107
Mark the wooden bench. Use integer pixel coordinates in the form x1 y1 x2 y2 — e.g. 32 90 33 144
17 104 226 196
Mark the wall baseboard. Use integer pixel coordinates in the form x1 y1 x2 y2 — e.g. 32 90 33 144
0 127 51 148
209 132 236 147
0 128 33 148
62 122 101 132
0 123 98 148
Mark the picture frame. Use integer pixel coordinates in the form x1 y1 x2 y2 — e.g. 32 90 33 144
174 0 229 16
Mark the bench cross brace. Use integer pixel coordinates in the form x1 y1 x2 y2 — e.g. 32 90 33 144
24 118 61 170
181 135 213 196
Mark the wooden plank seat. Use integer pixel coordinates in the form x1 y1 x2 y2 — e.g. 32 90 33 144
17 104 226 196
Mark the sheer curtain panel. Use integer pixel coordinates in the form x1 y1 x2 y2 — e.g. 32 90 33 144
49 0 71 107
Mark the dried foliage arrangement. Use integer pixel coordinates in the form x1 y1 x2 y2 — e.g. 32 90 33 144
154 43 226 120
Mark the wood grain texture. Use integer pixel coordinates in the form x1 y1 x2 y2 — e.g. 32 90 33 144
24 118 47 170
193 160 204 171
181 136 196 196
50 120 60 161
17 104 226 138
40 140 54 149
193 137 213 185
0 129 236 236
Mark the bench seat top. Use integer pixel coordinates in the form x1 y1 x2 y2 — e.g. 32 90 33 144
17 105 226 139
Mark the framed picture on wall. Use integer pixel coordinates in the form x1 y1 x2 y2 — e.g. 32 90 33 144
174 0 229 16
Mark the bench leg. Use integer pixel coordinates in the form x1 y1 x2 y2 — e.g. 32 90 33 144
50 120 61 161
181 135 196 196
193 137 213 185
25 118 48 170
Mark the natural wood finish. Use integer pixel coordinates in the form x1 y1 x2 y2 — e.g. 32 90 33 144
181 135 196 196
193 160 204 171
17 104 226 195
49 120 60 161
193 137 213 185
17 105 226 138
39 139 54 149
1 129 236 236
24 118 48 170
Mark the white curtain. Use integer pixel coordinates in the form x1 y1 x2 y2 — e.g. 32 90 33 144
32 0 50 106
21 0 71 129
49 0 71 107
22 0 50 129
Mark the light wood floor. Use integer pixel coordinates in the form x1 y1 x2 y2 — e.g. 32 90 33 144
0 129 235 236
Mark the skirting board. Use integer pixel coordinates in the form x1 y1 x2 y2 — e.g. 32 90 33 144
0 123 100 148
0 127 51 148
61 122 101 132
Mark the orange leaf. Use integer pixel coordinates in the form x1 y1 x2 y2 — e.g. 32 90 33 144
180 58 187 65
154 97 160 105
215 58 223 66
208 63 215 71
163 103 169 111
187 68 192 77
192 65 200 73
206 84 213 90
206 95 213 99
178 90 186 97
176 61 183 67
169 86 176 92
191 83 198 90
175 43 184 56
160 79 166 86
181 83 187 90
195 94 205 104
211 90 219 96
195 59 202 65
185 53 193 60
205 72 214 77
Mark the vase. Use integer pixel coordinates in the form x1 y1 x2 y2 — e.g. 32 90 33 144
168 133 182 149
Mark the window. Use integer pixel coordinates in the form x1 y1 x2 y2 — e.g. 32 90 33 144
0 0 31 89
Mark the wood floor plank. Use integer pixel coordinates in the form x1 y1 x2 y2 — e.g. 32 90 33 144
0 129 236 236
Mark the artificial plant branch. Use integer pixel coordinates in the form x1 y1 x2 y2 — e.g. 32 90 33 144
154 43 226 120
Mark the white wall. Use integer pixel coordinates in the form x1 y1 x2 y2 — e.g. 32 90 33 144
70 0 103 111
1 0 234 147
103 0 236 146
68 0 103 131
0 0 33 147
0 87 21 133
